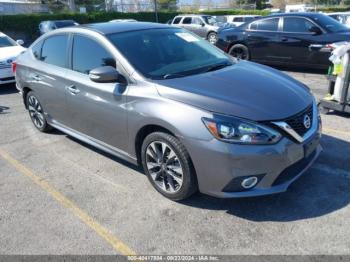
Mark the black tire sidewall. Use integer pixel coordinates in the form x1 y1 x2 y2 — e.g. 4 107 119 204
208 32 217 43
229 44 250 60
141 132 197 201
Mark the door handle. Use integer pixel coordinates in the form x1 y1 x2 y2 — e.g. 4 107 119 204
32 75 41 81
309 44 323 51
66 85 80 95
281 37 288 42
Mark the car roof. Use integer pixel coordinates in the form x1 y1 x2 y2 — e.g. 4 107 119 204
266 12 325 18
175 14 210 17
77 22 171 35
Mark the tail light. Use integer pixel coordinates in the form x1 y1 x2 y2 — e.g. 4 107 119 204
11 61 17 74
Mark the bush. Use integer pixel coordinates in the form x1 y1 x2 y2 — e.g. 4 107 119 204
319 6 350 12
0 10 269 42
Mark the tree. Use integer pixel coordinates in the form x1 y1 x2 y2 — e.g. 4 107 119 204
157 0 177 10
43 0 76 12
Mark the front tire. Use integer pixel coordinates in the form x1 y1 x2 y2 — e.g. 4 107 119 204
26 91 52 132
141 132 197 201
228 44 250 60
207 32 218 45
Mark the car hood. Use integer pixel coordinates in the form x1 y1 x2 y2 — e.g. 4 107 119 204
0 46 26 61
155 61 313 121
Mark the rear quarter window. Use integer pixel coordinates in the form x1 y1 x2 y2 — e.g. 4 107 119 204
40 34 69 68
31 40 43 60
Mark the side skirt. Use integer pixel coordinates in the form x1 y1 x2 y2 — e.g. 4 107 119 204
49 119 138 166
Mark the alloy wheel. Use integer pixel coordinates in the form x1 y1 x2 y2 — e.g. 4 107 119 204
230 47 248 60
208 34 217 44
145 141 184 194
28 95 45 129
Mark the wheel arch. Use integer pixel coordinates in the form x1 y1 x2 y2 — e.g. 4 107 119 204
227 42 251 59
207 30 217 39
22 87 32 109
134 124 176 166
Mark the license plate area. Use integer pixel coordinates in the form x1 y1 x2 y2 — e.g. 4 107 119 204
304 135 320 158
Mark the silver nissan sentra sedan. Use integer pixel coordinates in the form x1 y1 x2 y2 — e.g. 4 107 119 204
14 22 322 200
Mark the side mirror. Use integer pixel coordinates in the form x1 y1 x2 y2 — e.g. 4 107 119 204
201 22 205 27
16 39 24 46
89 66 119 83
309 26 322 35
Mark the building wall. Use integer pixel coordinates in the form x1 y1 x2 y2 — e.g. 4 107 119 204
0 2 48 14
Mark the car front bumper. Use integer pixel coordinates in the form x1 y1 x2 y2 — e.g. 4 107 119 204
0 67 15 85
182 129 322 198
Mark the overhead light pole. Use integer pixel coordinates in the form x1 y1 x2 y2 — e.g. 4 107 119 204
154 0 158 23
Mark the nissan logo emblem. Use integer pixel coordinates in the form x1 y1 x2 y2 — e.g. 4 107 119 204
303 115 311 129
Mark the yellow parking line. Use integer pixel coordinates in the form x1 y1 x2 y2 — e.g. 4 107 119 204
0 148 136 256
323 127 350 137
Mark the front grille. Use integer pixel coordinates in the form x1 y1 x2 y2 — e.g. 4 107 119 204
285 105 313 137
0 65 11 69
272 150 316 186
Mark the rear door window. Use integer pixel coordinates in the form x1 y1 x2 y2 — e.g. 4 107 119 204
182 17 192 24
72 35 116 75
40 34 68 68
173 17 182 24
250 18 279 31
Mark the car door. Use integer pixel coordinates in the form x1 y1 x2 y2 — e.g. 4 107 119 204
65 34 128 152
180 17 193 32
278 17 325 66
28 34 71 125
245 17 281 61
190 17 207 38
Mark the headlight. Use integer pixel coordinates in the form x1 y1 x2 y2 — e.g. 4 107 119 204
202 117 281 145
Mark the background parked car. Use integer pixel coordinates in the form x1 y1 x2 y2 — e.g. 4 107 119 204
0 32 26 85
39 20 79 35
327 12 350 28
216 12 350 70
14 22 321 200
170 14 221 44
225 15 261 27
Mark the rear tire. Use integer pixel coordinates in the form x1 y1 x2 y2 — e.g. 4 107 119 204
141 132 198 201
26 91 52 132
228 44 250 60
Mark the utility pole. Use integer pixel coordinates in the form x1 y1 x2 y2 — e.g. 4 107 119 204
154 0 158 23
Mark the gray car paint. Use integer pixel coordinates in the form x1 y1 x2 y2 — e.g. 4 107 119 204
154 61 312 121
15 23 321 198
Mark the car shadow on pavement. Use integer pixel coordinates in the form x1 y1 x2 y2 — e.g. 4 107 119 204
0 105 10 114
181 134 350 222
66 136 144 173
0 83 18 95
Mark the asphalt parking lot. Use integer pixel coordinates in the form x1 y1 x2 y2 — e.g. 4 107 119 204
0 69 350 255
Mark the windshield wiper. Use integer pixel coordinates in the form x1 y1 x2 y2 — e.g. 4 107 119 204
162 73 186 79
202 62 232 73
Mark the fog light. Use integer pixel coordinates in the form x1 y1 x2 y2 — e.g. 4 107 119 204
241 177 258 189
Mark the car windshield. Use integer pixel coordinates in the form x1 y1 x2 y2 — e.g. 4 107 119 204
108 28 233 80
55 21 77 28
203 16 218 25
0 35 16 47
313 14 349 32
